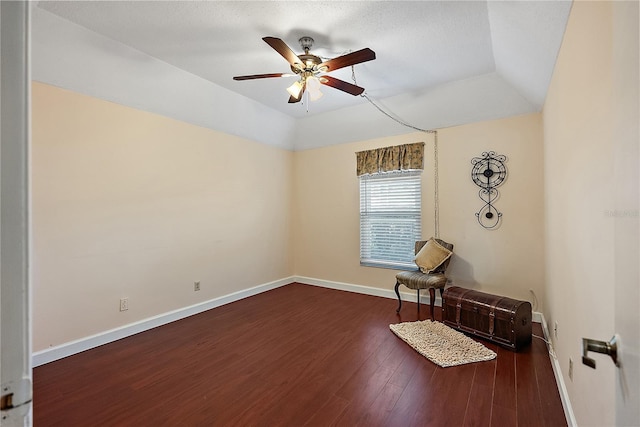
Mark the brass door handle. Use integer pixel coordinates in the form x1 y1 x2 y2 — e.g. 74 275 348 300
582 335 619 369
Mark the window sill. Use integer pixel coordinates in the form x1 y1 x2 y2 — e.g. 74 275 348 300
360 261 419 271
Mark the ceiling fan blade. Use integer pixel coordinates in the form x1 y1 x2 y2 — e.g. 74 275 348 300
233 73 290 81
318 48 376 72
263 37 304 68
320 75 365 96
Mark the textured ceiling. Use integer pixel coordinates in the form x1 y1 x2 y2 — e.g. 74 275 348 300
35 1 572 122
32 1 573 149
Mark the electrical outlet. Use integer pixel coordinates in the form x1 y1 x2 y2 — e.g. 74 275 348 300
119 298 129 312
194 281 200 291
569 358 574 381
554 321 558 339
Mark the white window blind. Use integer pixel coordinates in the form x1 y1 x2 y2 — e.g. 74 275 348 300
359 171 422 269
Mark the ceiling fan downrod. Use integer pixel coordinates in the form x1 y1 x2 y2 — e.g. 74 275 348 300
292 36 323 75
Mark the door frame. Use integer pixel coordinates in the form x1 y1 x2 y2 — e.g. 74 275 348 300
0 1 32 425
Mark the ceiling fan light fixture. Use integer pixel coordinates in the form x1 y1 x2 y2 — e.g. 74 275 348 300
309 88 323 101
286 80 304 99
306 76 323 101
233 36 375 106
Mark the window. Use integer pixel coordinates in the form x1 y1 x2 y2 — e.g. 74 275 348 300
359 171 422 269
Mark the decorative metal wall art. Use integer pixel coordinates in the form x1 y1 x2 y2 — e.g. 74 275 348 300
471 151 507 229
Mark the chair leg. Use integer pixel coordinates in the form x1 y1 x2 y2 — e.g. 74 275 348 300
394 282 402 313
429 287 436 321
416 289 420 314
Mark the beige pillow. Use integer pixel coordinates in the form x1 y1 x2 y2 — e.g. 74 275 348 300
414 238 452 273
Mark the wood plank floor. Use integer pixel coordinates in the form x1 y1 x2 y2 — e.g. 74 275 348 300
33 283 567 426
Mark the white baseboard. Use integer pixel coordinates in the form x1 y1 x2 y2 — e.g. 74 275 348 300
32 273 576 427
537 312 577 427
295 276 574 426
294 275 443 306
32 276 294 367
295 276 544 322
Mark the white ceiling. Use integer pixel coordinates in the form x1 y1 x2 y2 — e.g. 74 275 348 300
32 1 572 149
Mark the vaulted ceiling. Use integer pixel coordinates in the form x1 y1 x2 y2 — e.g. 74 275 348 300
32 1 572 150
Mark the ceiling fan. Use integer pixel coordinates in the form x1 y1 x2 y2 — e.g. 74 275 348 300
233 36 376 104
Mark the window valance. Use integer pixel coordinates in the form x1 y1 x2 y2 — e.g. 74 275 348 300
356 142 425 176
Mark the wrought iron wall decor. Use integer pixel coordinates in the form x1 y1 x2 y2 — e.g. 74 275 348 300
471 151 507 229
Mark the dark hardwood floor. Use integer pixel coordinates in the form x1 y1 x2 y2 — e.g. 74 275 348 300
33 283 567 426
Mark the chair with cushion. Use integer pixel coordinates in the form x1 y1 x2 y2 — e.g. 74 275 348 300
395 238 454 320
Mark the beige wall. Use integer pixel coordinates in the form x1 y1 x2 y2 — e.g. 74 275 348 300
30 2 640 420
32 82 293 351
293 113 545 304
543 1 639 425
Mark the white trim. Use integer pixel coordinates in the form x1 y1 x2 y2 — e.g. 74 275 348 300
295 276 575 426
1 2 33 424
294 275 442 305
32 277 293 367
532 311 543 323
538 312 577 427
31 273 577 427
295 276 549 320
31 275 442 367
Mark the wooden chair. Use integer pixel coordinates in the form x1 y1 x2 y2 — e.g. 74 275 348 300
394 239 454 320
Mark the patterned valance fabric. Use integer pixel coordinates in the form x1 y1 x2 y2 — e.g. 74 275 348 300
356 142 425 176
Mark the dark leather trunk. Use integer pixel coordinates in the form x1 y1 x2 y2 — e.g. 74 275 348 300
442 286 532 351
